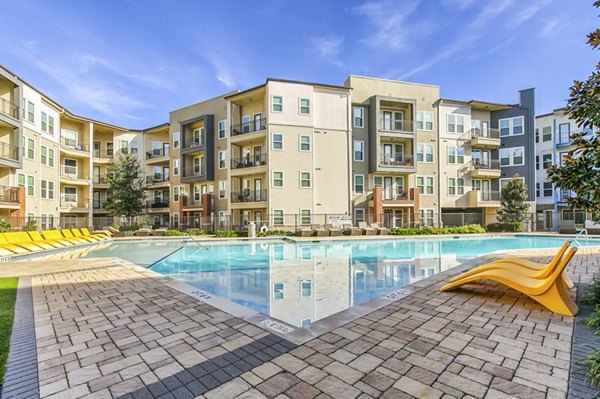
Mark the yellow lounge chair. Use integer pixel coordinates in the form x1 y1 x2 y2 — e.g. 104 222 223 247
15 232 55 251
2 232 45 252
42 230 78 246
70 228 100 242
0 234 30 254
60 229 89 244
449 240 574 288
0 246 16 256
28 231 66 249
80 227 110 241
439 247 579 316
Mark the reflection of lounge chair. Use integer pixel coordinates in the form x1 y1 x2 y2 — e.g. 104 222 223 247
325 224 341 237
311 224 329 237
296 227 313 237
358 222 377 235
558 220 576 234
440 247 579 316
449 240 574 288
370 223 390 235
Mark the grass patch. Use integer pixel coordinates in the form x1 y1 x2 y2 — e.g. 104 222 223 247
0 277 17 383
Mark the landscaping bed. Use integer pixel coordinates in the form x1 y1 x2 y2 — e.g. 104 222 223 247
0 278 17 385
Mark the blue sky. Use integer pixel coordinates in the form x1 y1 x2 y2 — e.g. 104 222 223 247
0 0 597 128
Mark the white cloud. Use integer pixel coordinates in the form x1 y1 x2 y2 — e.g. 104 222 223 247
508 0 553 28
468 0 516 29
353 0 422 50
539 18 559 38
442 0 477 10
205 54 238 89
313 36 344 59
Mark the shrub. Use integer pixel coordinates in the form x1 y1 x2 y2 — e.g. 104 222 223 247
22 219 37 232
257 230 288 237
166 229 184 236
184 229 206 236
390 224 485 236
0 220 11 233
215 230 238 238
111 223 121 230
486 222 522 232
584 275 600 306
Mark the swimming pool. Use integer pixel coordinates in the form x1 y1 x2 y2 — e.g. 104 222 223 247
36 235 599 328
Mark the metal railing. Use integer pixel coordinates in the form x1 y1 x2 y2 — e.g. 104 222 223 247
146 148 169 159
479 191 500 201
146 174 169 184
379 153 414 167
382 189 416 202
149 200 170 209
0 97 18 119
379 118 414 132
231 189 268 203
231 154 267 169
471 159 500 170
470 127 500 139
231 117 267 136
182 166 206 179
93 176 107 184
93 150 113 158
0 186 20 203
182 134 205 149
60 136 89 152
60 195 84 208
0 142 19 161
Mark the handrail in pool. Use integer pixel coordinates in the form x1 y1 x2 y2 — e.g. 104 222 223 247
575 228 589 246
183 233 203 246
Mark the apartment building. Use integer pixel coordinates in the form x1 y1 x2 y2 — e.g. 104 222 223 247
436 88 536 226
535 108 592 230
345 75 439 228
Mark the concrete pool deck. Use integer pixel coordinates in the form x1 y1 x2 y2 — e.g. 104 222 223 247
0 245 599 398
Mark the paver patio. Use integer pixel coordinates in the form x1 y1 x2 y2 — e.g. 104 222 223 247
0 245 599 398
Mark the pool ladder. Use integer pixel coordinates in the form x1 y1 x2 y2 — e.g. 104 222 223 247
574 228 589 246
183 233 203 246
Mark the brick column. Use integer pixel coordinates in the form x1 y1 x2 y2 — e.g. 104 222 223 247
373 187 383 224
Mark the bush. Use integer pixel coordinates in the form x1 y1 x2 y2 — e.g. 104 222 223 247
22 220 37 232
166 229 184 236
584 275 600 306
486 222 522 232
214 230 238 238
0 220 11 233
390 224 485 236
184 229 207 236
257 230 288 237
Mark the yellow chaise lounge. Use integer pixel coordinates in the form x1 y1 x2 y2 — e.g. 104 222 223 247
42 230 80 246
28 231 67 249
80 227 110 241
60 229 90 244
69 229 99 243
2 232 46 252
439 247 579 316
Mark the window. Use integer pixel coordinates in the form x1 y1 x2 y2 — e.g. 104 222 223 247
173 159 179 175
25 138 34 160
173 186 180 202
354 140 364 161
499 147 525 166
26 100 34 123
416 111 433 131
272 133 283 150
173 132 180 148
41 214 54 230
500 176 524 190
535 128 539 143
273 171 284 188
17 174 25 188
41 180 54 199
448 178 464 195
193 156 203 175
543 182 553 197
559 123 571 143
353 107 364 128
48 116 54 135
535 155 539 170
419 209 434 227
193 185 201 201
300 280 312 297
354 175 364 194
218 121 226 139
447 114 464 133
272 96 283 112
41 146 47 165
130 141 138 154
218 151 226 169
417 144 433 163
536 182 540 197
301 209 311 225
273 210 284 225
299 135 311 151
41 112 47 131
25 175 33 197
106 142 113 156
63 186 76 203
542 126 552 142
448 147 455 164
373 176 382 188
273 283 284 300
457 147 464 164
120 140 129 154
219 181 226 199
417 176 434 195
354 208 365 224
299 98 310 114
542 154 552 169
300 172 311 188
499 116 525 136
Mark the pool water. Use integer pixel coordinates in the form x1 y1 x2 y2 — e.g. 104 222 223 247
37 235 598 328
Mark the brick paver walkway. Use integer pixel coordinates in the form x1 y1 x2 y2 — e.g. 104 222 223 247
1 245 599 398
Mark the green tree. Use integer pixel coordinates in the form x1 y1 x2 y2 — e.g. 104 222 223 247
497 174 529 222
547 1 600 221
105 153 147 217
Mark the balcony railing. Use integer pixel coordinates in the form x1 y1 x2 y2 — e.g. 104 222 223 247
146 174 169 184
231 189 268 203
382 189 416 202
149 200 170 209
60 165 86 180
93 201 107 209
146 148 169 159
60 136 89 152
182 135 205 149
470 127 500 139
93 150 113 158
0 98 18 120
471 159 500 170
231 117 267 136
231 154 267 169
0 142 19 161
182 166 206 179
379 118 414 133
93 176 107 184
0 186 20 203
60 195 84 208
479 191 500 202
379 153 414 167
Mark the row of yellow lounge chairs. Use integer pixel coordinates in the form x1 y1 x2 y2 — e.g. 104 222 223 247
0 228 110 256
440 240 579 316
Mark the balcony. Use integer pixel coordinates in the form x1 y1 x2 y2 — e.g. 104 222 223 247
181 166 207 182
0 186 21 209
0 142 19 163
231 189 267 203
469 128 501 149
0 98 18 120
382 188 417 206
60 195 88 213
149 200 170 209
146 148 170 162
379 153 414 168
92 149 114 163
60 166 89 185
93 176 108 187
182 135 205 150
470 159 501 178
468 190 501 208
379 118 414 134
182 196 203 210
231 154 267 170
146 174 170 185
60 135 89 157
231 118 267 137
